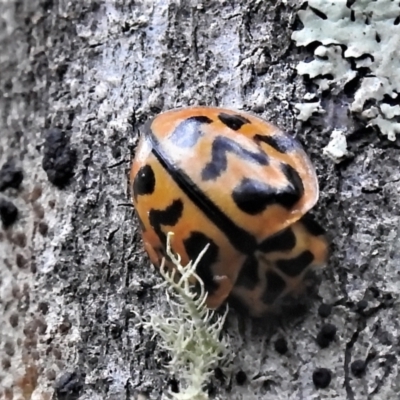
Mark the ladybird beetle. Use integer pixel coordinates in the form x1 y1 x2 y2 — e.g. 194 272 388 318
130 107 328 317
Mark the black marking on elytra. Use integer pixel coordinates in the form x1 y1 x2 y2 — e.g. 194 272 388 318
300 214 326 236
232 164 305 214
254 134 300 154
148 199 184 247
218 113 250 131
148 135 258 255
235 255 259 289
278 163 304 208
232 178 277 215
133 164 156 201
183 231 219 294
258 228 296 253
202 136 269 181
276 250 314 277
262 272 286 304
169 116 212 148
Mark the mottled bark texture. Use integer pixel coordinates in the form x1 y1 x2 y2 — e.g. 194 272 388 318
1 1 399 400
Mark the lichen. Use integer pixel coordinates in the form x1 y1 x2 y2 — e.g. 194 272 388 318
292 0 400 141
323 129 348 163
137 233 230 400
295 100 325 121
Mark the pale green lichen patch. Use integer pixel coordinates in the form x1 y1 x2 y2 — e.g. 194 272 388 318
296 45 356 91
292 0 400 140
137 233 230 400
323 129 349 163
295 100 325 121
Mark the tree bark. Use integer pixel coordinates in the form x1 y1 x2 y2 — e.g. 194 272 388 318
1 1 399 400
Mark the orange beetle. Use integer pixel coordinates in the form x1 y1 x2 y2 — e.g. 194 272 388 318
131 107 328 317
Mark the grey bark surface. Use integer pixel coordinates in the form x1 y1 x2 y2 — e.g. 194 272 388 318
1 1 399 400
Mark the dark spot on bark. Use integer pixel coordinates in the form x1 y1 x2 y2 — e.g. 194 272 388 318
33 204 45 219
351 360 367 378
16 253 28 269
235 371 247 385
12 232 27 248
4 341 15 356
356 299 368 314
42 129 77 188
214 367 226 382
38 222 49 236
312 368 332 389
54 371 85 400
58 319 72 334
9 313 19 328
0 159 23 191
38 302 49 314
316 323 337 348
56 63 68 80
2 358 11 370
274 337 288 354
0 198 18 227
318 303 332 318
